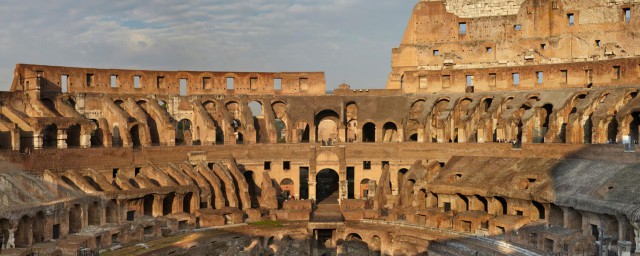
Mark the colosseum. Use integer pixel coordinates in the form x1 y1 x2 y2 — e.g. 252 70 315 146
0 0 639 255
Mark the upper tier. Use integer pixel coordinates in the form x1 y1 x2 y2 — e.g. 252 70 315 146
388 0 640 93
11 64 326 96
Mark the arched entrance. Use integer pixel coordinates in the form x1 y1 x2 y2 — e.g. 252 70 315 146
315 110 340 143
362 123 375 142
316 169 339 204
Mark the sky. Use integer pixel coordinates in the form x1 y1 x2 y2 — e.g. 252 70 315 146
0 0 417 91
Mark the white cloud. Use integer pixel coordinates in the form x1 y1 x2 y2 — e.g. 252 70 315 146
0 0 416 90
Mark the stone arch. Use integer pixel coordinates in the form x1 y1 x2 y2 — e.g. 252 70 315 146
249 100 264 142
583 113 593 144
106 199 118 223
493 196 507 215
539 104 553 142
346 233 362 241
481 97 493 112
1 218 11 247
315 109 340 143
316 168 339 203
32 211 45 244
416 189 427 209
549 204 564 227
298 122 310 143
397 168 408 192
163 193 175 215
245 171 260 208
628 111 640 143
89 119 103 147
183 192 193 214
112 125 122 147
130 124 142 147
382 122 398 142
531 201 545 220
176 119 192 145
236 132 244 144
360 178 370 198
474 195 488 212
456 193 469 211
43 124 57 148
136 100 160 145
15 215 32 248
345 102 358 143
370 235 382 253
68 204 82 234
427 192 439 208
88 201 101 225
143 195 154 216
225 101 241 119
607 116 619 143
362 122 375 142
280 178 294 198
66 124 81 147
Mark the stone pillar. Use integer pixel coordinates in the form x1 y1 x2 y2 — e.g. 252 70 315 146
397 127 404 142
310 125 316 143
309 181 316 201
57 128 68 149
375 126 383 143
153 195 164 217
33 131 43 150
339 180 348 201
417 127 425 143
10 127 20 150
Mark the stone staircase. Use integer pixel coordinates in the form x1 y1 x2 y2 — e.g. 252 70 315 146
311 191 344 222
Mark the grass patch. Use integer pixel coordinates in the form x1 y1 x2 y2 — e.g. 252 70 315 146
248 219 283 228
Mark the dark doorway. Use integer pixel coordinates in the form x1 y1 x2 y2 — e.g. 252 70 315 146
316 169 339 204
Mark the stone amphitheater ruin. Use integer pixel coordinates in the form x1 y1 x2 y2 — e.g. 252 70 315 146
1 0 640 255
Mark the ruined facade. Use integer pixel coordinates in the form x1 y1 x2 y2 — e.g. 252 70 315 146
0 0 640 255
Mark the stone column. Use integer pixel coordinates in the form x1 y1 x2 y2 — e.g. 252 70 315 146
153 195 164 217
57 128 68 149
33 130 43 150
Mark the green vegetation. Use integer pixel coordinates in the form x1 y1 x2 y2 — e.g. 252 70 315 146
248 219 284 228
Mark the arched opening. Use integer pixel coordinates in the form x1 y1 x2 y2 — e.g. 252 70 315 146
345 103 358 143
143 195 154 216
106 200 117 223
539 104 553 142
236 132 244 144
584 114 593 144
88 201 101 225
16 215 32 248
316 169 339 204
409 133 418 141
183 192 193 214
66 124 81 147
249 101 264 143
245 171 260 208
112 126 122 147
427 192 439 208
417 189 427 209
130 124 142 147
607 117 619 143
315 110 340 143
549 204 564 227
362 123 376 142
297 122 310 143
383 122 398 142
137 101 160 145
494 196 508 215
1 218 11 247
69 204 82 234
360 179 370 198
272 101 288 143
482 98 493 112
43 124 58 148
475 195 488 212
89 119 103 147
280 178 294 199
629 112 640 143
274 119 286 143
32 211 45 243
532 201 546 220
457 193 469 211
163 193 175 215
559 123 568 143
397 168 408 192
176 119 192 145
346 233 362 241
